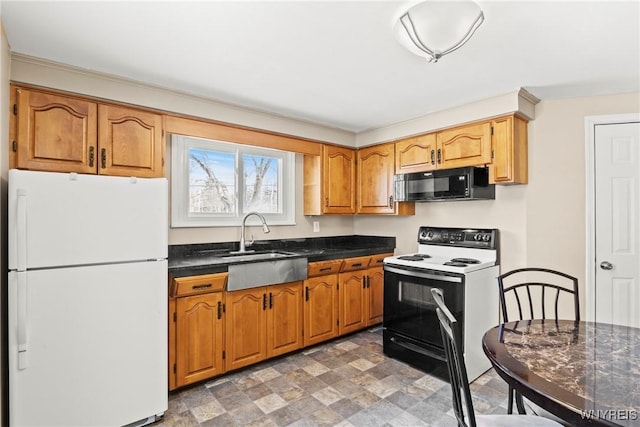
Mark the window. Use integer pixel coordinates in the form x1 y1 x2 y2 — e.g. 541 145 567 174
171 135 295 227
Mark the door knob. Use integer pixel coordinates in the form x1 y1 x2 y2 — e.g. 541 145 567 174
600 261 614 270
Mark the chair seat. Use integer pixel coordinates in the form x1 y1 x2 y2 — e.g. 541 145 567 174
523 398 573 426
477 414 564 426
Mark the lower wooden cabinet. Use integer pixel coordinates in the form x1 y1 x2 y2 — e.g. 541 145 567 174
225 288 267 371
365 264 384 326
169 273 227 390
303 274 339 347
169 255 390 390
338 269 367 335
225 282 303 372
338 254 390 335
175 293 224 388
267 282 304 358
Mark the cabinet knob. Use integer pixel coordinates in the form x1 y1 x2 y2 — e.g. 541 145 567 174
389 195 393 209
100 148 107 169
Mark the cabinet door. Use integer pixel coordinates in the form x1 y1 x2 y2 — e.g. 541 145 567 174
365 266 384 326
303 275 339 347
175 292 224 388
267 282 303 357
98 104 164 177
436 121 492 169
225 288 267 371
323 145 356 214
14 88 97 174
357 143 395 214
338 271 366 335
395 134 437 174
490 115 528 184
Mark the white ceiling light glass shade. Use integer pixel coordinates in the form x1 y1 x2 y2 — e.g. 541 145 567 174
396 1 484 63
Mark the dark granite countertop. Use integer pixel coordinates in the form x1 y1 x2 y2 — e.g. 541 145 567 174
483 319 640 427
168 235 395 277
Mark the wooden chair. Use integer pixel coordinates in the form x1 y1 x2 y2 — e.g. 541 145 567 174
431 288 562 426
497 268 579 415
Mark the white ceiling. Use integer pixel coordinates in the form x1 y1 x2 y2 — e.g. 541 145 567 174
1 1 639 133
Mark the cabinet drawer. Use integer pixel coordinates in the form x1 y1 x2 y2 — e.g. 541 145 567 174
308 259 343 277
370 253 392 268
340 256 371 272
171 273 228 297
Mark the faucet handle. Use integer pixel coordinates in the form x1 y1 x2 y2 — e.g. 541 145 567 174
246 234 255 248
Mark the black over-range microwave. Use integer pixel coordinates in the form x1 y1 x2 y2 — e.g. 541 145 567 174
394 166 495 202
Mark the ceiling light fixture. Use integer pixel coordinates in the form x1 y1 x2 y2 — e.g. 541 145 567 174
396 0 485 63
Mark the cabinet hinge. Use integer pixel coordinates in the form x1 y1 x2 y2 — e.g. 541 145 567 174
222 351 226 360
337 284 339 290
337 319 340 326
173 363 176 374
173 312 177 322
12 141 17 152
491 126 494 135
13 104 17 115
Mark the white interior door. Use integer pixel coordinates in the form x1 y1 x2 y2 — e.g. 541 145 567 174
593 121 640 327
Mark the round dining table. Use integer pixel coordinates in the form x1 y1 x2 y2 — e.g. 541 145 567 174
482 319 640 427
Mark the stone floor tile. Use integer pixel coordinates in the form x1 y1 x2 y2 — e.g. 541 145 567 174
253 392 289 414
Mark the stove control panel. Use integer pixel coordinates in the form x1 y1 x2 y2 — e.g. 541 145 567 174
418 226 498 249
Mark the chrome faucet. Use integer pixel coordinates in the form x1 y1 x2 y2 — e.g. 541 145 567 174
238 212 270 252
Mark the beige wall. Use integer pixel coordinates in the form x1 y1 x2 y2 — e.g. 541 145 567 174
526 92 640 311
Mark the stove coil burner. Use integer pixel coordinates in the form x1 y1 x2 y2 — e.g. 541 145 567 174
397 254 432 261
444 261 468 267
450 258 480 264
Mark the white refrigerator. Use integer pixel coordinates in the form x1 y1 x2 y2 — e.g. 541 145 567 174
8 169 168 427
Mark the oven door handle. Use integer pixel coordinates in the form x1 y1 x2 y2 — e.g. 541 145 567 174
383 265 463 283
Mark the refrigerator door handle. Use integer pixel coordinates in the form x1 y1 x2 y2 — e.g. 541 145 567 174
17 272 28 370
16 188 27 272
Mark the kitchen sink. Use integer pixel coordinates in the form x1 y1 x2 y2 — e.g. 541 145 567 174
221 250 297 262
225 251 308 291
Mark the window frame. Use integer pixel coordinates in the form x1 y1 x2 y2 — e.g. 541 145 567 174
171 134 295 228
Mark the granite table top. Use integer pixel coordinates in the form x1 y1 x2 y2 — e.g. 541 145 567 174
483 319 640 427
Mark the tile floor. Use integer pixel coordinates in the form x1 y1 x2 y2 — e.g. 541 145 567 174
158 327 510 427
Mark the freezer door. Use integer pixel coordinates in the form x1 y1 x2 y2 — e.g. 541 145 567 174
8 261 168 427
8 169 167 270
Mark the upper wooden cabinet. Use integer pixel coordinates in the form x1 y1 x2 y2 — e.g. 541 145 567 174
490 115 528 184
323 145 357 214
395 122 491 173
436 121 492 169
394 115 528 185
14 88 98 174
395 133 437 173
304 144 356 215
358 143 414 215
11 86 165 177
305 143 414 216
98 104 164 178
